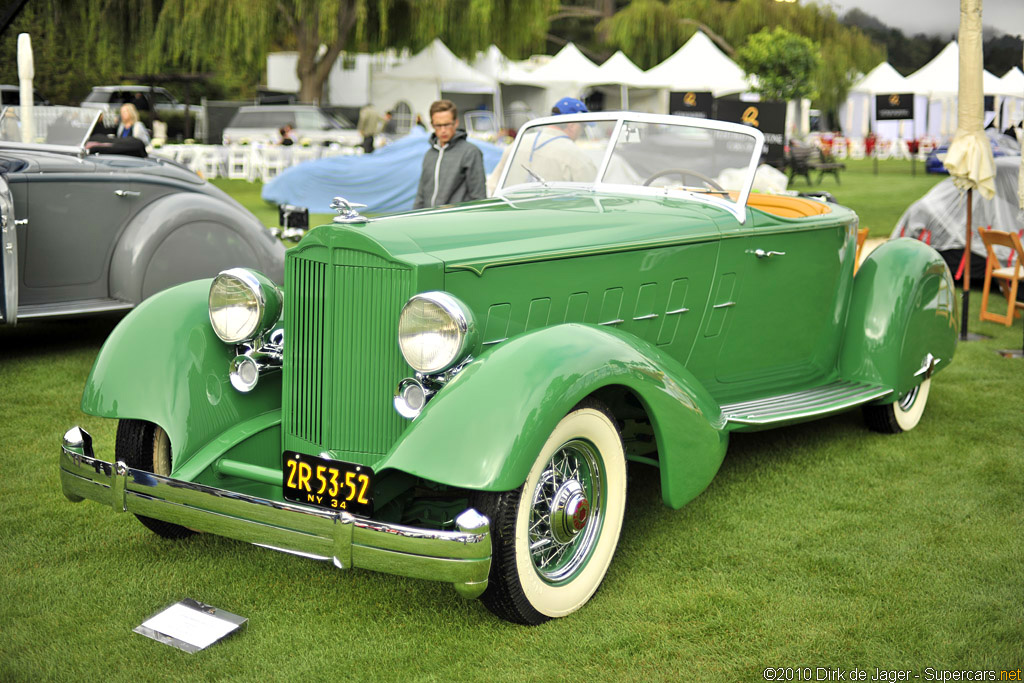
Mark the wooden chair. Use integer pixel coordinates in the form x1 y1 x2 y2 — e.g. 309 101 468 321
978 228 1024 326
854 227 869 274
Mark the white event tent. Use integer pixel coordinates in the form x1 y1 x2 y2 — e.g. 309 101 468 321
591 50 663 112
372 38 498 127
839 61 927 140
473 44 546 127
904 41 1005 139
515 42 605 114
644 31 749 105
995 67 1024 129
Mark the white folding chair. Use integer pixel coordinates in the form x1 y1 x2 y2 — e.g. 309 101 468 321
226 145 253 181
831 137 847 159
291 147 317 167
848 138 865 160
256 147 286 182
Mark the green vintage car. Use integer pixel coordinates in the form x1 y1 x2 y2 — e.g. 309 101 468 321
60 113 957 625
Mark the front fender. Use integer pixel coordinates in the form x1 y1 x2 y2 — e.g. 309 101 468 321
378 324 729 509
839 238 958 396
109 191 285 304
80 279 282 474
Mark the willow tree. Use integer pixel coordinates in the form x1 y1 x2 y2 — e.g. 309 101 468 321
149 0 557 103
0 0 164 104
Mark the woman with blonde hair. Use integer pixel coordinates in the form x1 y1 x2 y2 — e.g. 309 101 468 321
117 102 150 144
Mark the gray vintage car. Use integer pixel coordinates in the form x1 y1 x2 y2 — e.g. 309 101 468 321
0 106 284 324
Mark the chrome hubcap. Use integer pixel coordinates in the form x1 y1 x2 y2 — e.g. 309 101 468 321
549 479 590 544
527 439 603 584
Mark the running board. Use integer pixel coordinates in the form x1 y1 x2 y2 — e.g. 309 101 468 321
17 298 134 320
721 380 892 427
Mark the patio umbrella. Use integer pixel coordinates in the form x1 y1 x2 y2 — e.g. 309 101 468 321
942 0 995 341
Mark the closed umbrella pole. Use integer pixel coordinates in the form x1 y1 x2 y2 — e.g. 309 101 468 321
943 0 996 341
17 33 33 144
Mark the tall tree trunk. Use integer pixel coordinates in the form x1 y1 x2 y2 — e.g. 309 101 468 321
293 0 358 104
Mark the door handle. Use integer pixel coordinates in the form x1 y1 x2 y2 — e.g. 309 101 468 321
14 218 28 226
114 190 141 198
747 248 785 258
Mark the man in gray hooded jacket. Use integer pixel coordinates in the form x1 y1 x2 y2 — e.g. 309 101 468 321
413 100 486 209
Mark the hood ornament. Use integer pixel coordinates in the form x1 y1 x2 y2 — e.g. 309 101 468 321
331 196 369 224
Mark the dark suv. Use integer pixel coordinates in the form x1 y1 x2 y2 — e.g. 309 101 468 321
81 85 203 140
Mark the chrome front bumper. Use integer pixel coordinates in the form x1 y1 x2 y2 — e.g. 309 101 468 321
60 427 491 599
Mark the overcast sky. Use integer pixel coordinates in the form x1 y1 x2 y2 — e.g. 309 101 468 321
826 0 1024 38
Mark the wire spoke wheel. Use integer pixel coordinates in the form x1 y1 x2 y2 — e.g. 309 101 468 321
526 439 602 584
472 400 626 625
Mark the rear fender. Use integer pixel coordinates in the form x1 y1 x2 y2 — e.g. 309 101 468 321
839 238 958 397
378 324 728 510
80 279 282 474
109 191 285 303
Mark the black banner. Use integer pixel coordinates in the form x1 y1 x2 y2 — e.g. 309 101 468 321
716 99 787 162
669 91 714 119
876 93 915 120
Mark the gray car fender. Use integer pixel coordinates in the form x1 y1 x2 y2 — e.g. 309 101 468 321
109 192 284 304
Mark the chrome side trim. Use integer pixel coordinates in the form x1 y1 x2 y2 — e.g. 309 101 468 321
60 427 491 597
713 302 735 309
666 307 689 315
482 338 507 346
598 319 624 326
721 380 892 426
633 313 659 321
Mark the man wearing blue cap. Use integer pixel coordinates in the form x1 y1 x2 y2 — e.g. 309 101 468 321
487 96 597 192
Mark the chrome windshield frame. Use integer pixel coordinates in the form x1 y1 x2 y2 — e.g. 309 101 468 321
495 111 765 224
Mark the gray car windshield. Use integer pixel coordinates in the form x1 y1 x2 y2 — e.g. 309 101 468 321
0 106 100 147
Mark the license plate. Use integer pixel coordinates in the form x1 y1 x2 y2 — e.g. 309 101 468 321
282 451 373 517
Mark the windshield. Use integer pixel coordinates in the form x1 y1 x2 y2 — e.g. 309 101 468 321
498 114 763 213
0 106 100 146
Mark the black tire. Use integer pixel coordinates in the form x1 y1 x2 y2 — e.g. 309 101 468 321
115 419 195 539
471 400 626 625
863 379 931 434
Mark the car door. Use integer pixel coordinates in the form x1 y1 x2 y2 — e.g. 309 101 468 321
709 209 855 399
14 155 131 307
0 171 17 323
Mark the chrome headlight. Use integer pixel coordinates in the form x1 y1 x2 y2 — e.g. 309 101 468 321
398 292 477 374
209 268 282 344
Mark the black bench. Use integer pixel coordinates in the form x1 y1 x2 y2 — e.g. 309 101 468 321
787 144 845 185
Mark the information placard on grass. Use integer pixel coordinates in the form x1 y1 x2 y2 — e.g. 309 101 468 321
134 599 246 653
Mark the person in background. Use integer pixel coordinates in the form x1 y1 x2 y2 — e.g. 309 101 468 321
486 96 594 193
415 114 427 132
381 111 397 135
413 99 486 210
117 103 150 144
279 124 295 145
357 103 382 153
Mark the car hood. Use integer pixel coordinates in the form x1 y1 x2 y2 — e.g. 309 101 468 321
337 189 729 275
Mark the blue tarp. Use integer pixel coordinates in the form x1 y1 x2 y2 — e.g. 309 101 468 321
261 128 505 215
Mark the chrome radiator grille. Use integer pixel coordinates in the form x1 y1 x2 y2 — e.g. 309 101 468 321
284 248 414 458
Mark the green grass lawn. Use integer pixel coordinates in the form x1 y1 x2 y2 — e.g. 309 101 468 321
210 177 335 228
3 307 1022 680
2 173 1021 681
